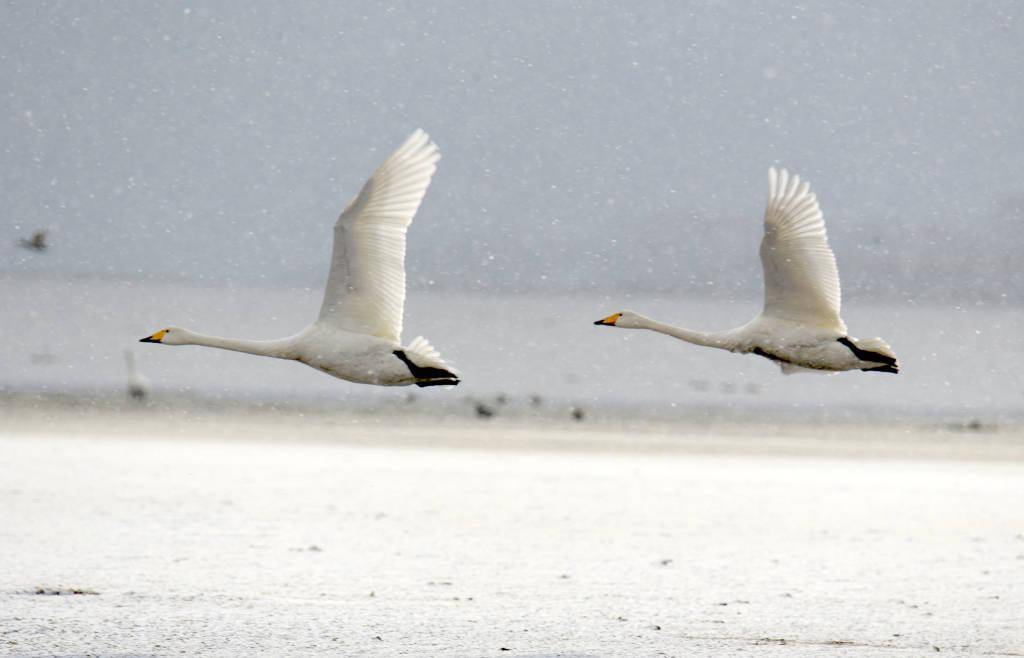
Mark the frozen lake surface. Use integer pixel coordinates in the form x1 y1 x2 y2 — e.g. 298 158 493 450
2 415 1022 657
3 273 1023 421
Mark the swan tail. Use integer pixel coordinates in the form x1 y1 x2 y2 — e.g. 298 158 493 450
395 336 460 387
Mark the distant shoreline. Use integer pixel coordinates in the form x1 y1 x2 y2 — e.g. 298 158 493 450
3 390 1021 464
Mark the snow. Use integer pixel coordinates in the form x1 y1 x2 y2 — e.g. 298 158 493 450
2 411 1022 656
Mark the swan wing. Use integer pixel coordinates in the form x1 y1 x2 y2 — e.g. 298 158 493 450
759 167 845 331
317 129 440 343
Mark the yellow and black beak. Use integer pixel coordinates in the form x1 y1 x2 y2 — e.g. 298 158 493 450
593 313 621 327
139 329 166 343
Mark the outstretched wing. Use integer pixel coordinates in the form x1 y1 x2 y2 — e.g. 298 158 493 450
317 130 440 343
759 167 845 331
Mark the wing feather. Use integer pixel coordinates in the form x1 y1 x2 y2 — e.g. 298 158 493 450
317 129 440 343
759 167 845 331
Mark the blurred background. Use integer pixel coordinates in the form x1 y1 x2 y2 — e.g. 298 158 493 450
2 1 1022 419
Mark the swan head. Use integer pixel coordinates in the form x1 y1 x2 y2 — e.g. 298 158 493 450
139 327 188 345
593 310 645 329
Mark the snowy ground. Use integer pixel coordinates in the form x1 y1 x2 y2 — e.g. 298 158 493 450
2 409 1023 657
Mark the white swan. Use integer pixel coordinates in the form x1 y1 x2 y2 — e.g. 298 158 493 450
140 129 459 388
124 350 150 401
594 168 898 374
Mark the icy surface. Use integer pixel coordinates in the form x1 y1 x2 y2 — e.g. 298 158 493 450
2 424 1022 657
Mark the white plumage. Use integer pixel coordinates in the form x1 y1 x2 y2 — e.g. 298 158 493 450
140 130 459 388
595 168 898 375
319 130 440 343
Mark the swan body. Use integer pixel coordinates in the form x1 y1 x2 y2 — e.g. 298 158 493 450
595 168 898 375
141 130 459 388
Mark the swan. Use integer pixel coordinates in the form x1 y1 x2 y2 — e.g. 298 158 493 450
140 129 459 388
594 168 898 375
124 350 150 401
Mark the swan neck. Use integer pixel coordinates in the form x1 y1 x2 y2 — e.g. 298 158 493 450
181 331 292 358
639 318 730 349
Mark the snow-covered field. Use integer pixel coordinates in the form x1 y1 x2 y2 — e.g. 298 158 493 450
2 408 1022 657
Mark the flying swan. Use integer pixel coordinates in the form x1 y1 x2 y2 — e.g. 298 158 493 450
141 129 459 387
594 168 898 374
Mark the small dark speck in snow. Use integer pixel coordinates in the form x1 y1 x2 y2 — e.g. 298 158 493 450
32 587 98 596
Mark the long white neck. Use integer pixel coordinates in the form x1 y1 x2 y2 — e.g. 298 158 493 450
633 315 734 350
177 330 294 359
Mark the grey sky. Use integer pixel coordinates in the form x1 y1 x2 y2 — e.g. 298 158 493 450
3 1 1022 302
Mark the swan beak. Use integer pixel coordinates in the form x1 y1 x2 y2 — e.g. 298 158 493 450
594 313 621 326
140 329 166 343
